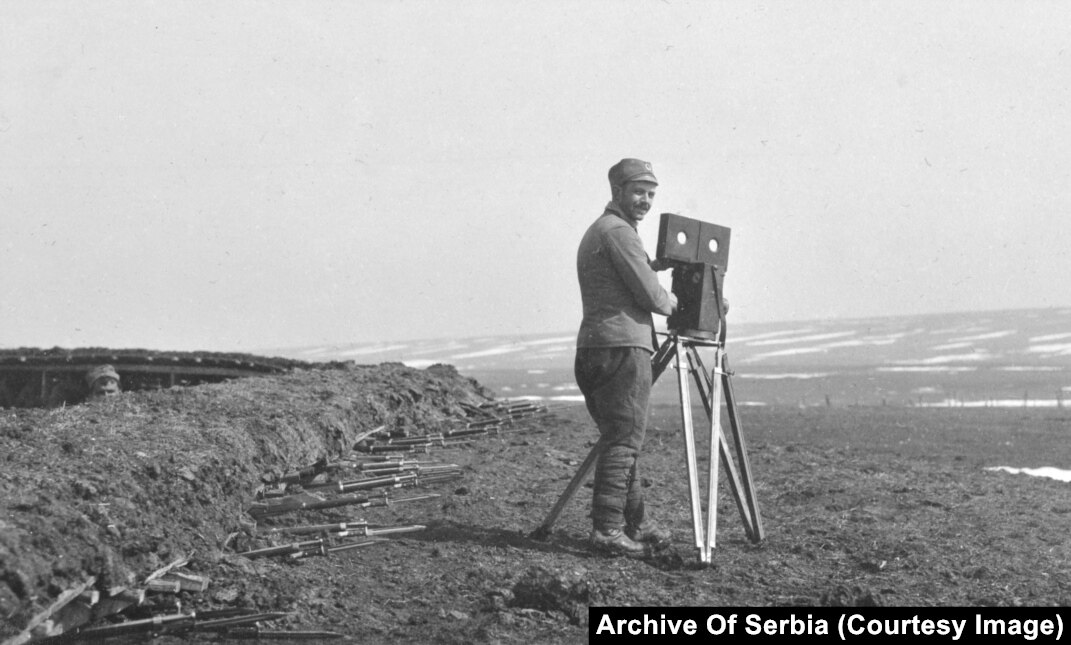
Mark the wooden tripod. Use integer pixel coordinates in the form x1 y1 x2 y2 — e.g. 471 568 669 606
655 331 764 562
533 330 764 563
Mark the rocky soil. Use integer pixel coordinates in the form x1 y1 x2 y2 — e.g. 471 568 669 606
2 360 1071 644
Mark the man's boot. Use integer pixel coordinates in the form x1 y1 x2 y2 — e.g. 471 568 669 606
589 528 647 558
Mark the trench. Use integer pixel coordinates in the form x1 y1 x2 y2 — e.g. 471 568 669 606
0 362 493 642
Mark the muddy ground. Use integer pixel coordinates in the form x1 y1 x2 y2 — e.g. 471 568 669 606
2 361 1071 644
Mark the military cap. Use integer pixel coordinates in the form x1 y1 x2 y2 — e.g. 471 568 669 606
85 364 120 388
608 158 658 187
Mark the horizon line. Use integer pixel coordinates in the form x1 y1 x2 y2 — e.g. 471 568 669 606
254 304 1071 355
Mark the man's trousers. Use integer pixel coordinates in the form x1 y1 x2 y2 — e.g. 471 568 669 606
574 346 652 531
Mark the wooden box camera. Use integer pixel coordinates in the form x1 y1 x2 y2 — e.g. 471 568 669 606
656 213 731 337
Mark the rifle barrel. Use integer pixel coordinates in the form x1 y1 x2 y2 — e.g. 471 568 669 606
269 521 368 535
238 539 322 559
189 612 290 631
224 626 348 640
338 473 416 492
327 537 389 553
366 524 426 537
71 613 194 638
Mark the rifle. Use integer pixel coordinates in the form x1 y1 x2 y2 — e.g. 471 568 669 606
44 611 290 642
247 491 439 519
303 466 462 493
357 461 457 476
269 520 424 540
184 612 290 632
353 404 549 455
269 522 426 539
329 524 425 539
242 525 425 560
48 613 194 640
268 520 371 536
237 539 326 559
287 537 388 560
469 400 547 418
350 401 548 454
216 625 347 639
354 439 475 454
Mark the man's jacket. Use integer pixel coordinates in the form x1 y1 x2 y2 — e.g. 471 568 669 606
576 203 674 351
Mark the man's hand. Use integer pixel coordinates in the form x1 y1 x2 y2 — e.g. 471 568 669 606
669 293 679 312
649 258 673 272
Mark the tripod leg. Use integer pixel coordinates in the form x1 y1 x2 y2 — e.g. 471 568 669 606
722 357 765 542
685 346 757 541
532 440 603 539
685 346 712 412
704 351 723 563
676 340 705 561
685 345 717 563
534 336 677 540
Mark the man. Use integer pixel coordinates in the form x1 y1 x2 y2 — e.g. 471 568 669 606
85 365 121 399
575 158 677 557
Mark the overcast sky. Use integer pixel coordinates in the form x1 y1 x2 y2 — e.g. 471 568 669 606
3 1 1069 352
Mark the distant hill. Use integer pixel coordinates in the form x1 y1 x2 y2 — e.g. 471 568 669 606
265 307 1071 371
263 308 1071 408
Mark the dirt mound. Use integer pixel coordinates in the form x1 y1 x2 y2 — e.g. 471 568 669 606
0 361 495 642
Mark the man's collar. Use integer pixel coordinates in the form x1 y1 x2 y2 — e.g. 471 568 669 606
603 201 635 228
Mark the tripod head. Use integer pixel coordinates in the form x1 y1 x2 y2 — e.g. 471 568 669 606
655 213 731 340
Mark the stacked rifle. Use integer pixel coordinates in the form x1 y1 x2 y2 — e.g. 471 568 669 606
239 400 546 560
237 520 430 561
240 438 469 562
354 399 548 455
246 453 461 521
